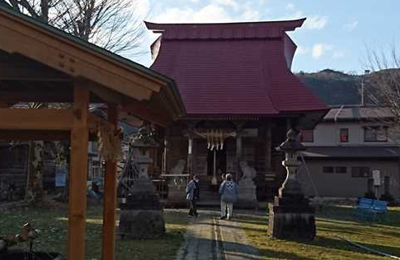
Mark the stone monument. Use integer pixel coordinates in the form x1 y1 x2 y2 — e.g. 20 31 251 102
268 129 316 241
118 125 165 239
236 161 258 208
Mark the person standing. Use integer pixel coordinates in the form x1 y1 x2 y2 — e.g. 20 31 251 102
219 173 238 220
220 173 228 217
186 175 200 217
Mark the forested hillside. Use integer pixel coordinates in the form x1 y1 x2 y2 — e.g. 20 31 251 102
297 69 361 106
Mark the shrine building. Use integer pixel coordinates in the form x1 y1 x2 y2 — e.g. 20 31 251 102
146 19 328 201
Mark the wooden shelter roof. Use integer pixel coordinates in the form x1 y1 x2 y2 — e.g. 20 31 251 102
0 3 185 126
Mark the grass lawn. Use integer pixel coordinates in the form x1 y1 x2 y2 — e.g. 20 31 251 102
238 205 400 260
0 203 188 260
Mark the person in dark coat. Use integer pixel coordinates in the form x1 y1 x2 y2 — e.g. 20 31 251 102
219 174 238 220
186 175 200 217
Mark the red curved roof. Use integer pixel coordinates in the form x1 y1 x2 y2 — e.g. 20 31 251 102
146 19 327 117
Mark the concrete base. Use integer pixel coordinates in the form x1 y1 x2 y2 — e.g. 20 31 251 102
268 196 316 241
119 210 165 239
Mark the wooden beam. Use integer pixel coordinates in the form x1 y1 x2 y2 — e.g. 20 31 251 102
89 84 124 104
122 98 171 127
101 103 118 260
67 83 89 260
89 84 172 127
0 108 74 130
0 130 70 141
0 130 97 141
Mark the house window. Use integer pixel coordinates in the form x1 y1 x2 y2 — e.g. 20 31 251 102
364 126 388 142
339 128 349 142
351 167 371 178
300 130 313 143
323 166 347 174
335 167 347 174
323 166 334 173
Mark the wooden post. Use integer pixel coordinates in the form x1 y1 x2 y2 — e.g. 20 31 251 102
286 118 292 132
266 123 272 170
162 128 170 174
187 134 193 177
102 103 118 260
235 122 244 182
67 83 89 260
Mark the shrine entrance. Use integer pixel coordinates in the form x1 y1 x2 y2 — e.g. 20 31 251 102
207 148 227 178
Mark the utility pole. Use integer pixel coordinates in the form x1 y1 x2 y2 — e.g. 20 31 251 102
361 70 370 106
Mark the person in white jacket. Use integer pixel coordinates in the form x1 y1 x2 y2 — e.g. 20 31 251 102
219 174 238 220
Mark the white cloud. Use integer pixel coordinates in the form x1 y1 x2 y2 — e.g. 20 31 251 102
240 4 260 21
286 3 295 11
343 21 358 32
312 43 333 59
215 0 238 9
190 0 200 2
305 16 328 30
136 0 150 19
333 51 345 59
152 4 233 23
296 46 309 55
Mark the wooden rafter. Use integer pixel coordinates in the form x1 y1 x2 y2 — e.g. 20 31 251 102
89 84 172 126
123 98 171 127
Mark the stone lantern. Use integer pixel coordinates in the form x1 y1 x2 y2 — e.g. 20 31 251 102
268 129 316 241
118 125 165 239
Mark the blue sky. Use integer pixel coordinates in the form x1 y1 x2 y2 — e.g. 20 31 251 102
134 0 400 74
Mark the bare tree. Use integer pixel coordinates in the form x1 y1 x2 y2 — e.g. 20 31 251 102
362 46 400 140
2 0 146 54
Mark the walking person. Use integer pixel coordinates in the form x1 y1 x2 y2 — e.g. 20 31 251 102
186 175 200 217
219 173 238 220
220 173 228 217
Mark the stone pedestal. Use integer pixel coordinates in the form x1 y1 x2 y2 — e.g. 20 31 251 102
118 177 165 239
269 128 316 241
236 180 258 209
268 195 316 241
119 210 165 239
